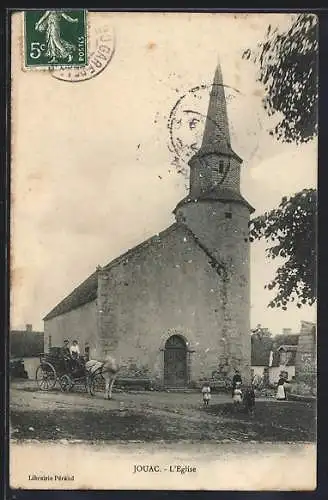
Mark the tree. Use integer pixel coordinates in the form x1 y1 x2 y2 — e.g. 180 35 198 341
243 14 318 144
244 14 318 308
249 189 316 309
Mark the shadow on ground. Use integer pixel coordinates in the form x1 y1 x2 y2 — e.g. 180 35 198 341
205 401 316 441
11 400 316 443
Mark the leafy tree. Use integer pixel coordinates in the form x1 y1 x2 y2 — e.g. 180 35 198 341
243 13 318 144
249 189 316 309
244 14 318 308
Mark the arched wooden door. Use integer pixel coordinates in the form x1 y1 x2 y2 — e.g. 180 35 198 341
164 335 187 387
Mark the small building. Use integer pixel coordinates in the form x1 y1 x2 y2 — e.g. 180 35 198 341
269 343 298 384
251 328 300 385
10 324 44 358
10 324 44 379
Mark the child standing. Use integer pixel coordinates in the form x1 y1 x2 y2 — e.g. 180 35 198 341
201 382 211 406
232 381 243 404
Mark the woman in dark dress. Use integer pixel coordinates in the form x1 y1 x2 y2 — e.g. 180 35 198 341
232 370 242 397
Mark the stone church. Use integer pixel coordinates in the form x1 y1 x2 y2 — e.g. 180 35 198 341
44 63 255 388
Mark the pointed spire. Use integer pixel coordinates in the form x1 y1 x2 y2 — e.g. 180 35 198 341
201 59 231 148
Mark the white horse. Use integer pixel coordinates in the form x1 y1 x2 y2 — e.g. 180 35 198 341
85 355 119 400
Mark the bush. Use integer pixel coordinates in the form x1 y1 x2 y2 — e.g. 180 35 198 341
290 381 315 396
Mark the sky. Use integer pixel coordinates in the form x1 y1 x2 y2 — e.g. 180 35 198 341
11 12 317 335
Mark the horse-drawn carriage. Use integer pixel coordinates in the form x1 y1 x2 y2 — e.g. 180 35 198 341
35 346 104 395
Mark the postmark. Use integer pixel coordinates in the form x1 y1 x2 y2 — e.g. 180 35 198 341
168 83 262 171
50 23 115 82
24 10 87 68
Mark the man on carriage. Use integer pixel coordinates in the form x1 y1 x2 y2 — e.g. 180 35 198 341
61 339 71 358
61 339 73 372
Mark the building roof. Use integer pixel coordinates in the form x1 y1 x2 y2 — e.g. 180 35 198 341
11 329 43 335
277 345 298 351
44 222 228 321
174 186 255 214
201 63 231 148
272 334 299 348
190 142 243 163
45 224 201 321
43 271 99 321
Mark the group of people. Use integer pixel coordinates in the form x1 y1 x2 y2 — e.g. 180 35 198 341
201 368 290 411
201 369 256 414
61 339 84 373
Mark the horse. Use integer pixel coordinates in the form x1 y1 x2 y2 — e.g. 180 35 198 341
85 355 119 400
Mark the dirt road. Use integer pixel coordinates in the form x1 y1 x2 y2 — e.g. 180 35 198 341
10 380 315 443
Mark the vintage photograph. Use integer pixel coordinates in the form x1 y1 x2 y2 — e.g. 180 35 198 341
10 11 317 490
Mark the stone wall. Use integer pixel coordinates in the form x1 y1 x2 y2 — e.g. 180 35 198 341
189 154 241 197
295 321 316 387
96 224 229 387
176 200 251 382
44 300 97 355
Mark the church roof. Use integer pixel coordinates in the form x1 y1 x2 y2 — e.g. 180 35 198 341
194 61 242 163
43 271 99 321
174 186 255 213
44 224 179 321
189 142 242 163
202 61 231 148
43 222 227 321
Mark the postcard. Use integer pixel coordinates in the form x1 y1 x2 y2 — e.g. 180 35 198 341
9 10 317 490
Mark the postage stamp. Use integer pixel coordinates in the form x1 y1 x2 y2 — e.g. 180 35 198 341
24 10 87 68
50 23 115 83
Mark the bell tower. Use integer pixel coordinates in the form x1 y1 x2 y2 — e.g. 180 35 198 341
189 62 243 197
174 61 255 382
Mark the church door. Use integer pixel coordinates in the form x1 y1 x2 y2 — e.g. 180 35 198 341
164 335 188 388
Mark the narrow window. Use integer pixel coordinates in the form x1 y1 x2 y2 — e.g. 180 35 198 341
48 335 52 349
225 212 232 219
219 160 224 174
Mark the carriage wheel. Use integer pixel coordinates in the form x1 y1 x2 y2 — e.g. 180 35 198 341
36 362 56 391
89 373 104 396
59 374 74 392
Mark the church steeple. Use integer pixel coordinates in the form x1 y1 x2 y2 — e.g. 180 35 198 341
201 61 231 149
187 60 243 198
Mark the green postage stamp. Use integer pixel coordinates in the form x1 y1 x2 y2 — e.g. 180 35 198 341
24 10 87 68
